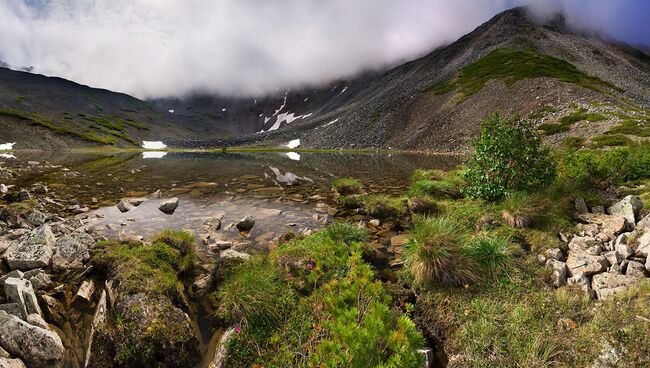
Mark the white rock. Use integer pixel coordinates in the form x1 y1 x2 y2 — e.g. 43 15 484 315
625 261 646 278
3 225 56 270
0 357 27 368
545 259 567 288
0 311 64 368
566 251 608 277
608 195 642 226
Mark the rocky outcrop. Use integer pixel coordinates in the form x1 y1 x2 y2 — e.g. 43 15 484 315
3 225 56 270
51 233 93 271
540 196 650 300
0 311 64 368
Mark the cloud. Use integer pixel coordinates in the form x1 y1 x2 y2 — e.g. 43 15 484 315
0 0 646 99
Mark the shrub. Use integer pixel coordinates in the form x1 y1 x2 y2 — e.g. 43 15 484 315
463 113 556 201
217 257 295 328
404 216 477 287
332 178 362 196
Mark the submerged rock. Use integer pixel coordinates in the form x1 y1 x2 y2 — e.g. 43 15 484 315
236 215 255 232
0 310 64 368
116 199 134 213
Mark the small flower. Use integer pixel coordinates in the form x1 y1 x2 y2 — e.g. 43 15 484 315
287 272 292 279
306 263 313 271
235 326 241 334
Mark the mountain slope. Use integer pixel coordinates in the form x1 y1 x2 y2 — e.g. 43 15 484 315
170 7 649 152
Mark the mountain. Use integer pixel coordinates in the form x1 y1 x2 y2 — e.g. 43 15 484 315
1 7 649 151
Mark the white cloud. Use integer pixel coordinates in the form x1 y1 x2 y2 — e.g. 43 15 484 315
0 0 642 99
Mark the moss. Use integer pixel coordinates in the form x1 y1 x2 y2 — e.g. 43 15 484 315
425 48 620 100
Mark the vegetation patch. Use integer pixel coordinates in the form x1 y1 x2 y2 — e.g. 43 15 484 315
590 134 634 148
539 108 607 136
331 177 362 196
425 48 620 100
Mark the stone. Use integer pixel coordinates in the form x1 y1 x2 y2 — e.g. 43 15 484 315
158 197 179 215
646 254 650 273
3 225 56 270
603 250 621 267
575 213 627 236
0 184 8 194
189 274 213 298
0 311 64 368
25 314 49 330
608 195 642 226
208 327 236 368
26 210 46 227
207 240 233 252
0 358 27 368
25 269 52 291
390 234 410 248
574 197 588 214
17 190 30 202
127 198 146 207
51 233 93 271
635 231 650 257
566 251 608 276
368 219 380 227
625 261 646 278
72 280 95 310
591 273 638 300
568 236 598 253
30 184 47 194
637 214 650 230
83 290 108 368
545 248 563 261
0 271 24 286
0 304 22 318
545 259 567 288
40 295 65 326
236 215 255 232
116 199 134 213
592 205 605 214
0 347 8 358
4 277 42 319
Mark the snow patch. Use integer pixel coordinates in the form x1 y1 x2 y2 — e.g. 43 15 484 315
142 141 167 150
303 97 309 102
286 139 300 149
340 87 348 94
0 142 16 150
221 108 227 112
286 152 300 161
266 112 312 132
142 151 168 159
168 109 174 113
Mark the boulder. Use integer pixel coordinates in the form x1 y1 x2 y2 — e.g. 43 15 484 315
0 184 8 194
614 233 635 259
25 314 49 330
4 277 42 319
71 280 95 310
625 261 646 278
214 249 250 281
40 295 65 326
608 195 642 226
635 231 650 257
208 327 236 368
158 198 179 215
3 225 56 270
566 251 608 277
0 358 27 368
0 310 64 368
591 273 638 300
545 248 563 261
568 236 600 254
236 215 255 232
24 269 52 291
545 259 567 288
574 197 588 214
116 199 134 213
575 213 626 236
603 251 621 267
26 210 46 227
83 290 109 368
646 255 650 273
51 233 93 271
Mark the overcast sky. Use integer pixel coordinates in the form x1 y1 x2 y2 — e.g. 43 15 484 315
0 0 648 99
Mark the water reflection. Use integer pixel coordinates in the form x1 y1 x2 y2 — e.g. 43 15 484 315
142 151 168 159
286 152 300 161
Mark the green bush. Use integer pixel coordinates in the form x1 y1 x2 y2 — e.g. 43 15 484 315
463 113 556 201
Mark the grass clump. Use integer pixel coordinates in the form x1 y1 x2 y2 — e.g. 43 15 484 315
362 194 407 221
332 178 362 195
463 236 513 277
408 169 464 199
425 48 619 100
608 119 650 137
150 229 195 255
404 216 477 288
500 191 540 228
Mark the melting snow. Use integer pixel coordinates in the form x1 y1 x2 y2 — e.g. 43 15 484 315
168 109 174 113
266 113 312 132
340 87 348 94
221 108 227 112
286 139 300 149
142 151 168 159
142 141 167 150
321 118 339 128
286 152 301 161
0 142 16 150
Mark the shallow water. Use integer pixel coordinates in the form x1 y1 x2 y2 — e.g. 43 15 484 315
3 151 461 248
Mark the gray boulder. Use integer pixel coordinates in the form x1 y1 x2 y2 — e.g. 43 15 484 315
615 232 635 259
574 197 588 214
608 195 642 226
3 225 56 270
566 251 608 277
4 277 42 319
26 211 46 227
0 311 64 368
635 231 650 257
0 358 27 368
24 269 52 291
545 259 567 288
51 233 93 271
116 199 134 213
626 261 646 278
591 273 638 300
158 198 179 215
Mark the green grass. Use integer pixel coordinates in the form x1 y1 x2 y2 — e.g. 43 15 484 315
607 119 650 137
362 194 408 221
408 169 465 199
425 48 620 100
590 134 634 148
331 177 362 195
527 106 557 120
539 108 607 136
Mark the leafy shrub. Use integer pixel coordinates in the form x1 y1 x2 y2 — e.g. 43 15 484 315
463 113 556 201
217 257 295 327
404 216 477 287
332 178 362 195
